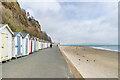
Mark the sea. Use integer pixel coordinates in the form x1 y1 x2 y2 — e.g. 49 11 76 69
60 44 119 52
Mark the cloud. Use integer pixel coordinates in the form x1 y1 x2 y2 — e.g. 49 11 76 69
17 0 119 2
18 1 118 45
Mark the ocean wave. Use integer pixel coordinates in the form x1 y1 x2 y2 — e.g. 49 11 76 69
91 47 118 52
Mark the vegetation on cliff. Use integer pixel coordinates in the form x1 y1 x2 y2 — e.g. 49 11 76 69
1 2 52 42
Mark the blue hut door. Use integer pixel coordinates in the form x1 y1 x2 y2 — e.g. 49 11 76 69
17 36 21 56
34 40 36 52
26 38 28 54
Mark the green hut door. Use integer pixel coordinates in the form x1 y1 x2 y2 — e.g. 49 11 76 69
26 38 28 54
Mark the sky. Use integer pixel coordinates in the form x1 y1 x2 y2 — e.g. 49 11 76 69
18 0 118 45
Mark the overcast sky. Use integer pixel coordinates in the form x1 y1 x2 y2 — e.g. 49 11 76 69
18 0 118 45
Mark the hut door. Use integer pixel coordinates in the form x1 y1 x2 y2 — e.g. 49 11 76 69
30 39 32 53
34 40 36 52
42 42 43 48
1 33 8 61
26 38 28 54
17 36 21 55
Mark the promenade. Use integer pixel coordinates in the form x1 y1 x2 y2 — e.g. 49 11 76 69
2 46 74 78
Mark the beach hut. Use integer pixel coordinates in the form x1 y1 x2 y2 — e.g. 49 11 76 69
46 41 49 48
48 42 51 48
47 42 49 48
43 40 46 49
22 34 30 56
42 40 44 49
34 37 37 52
45 41 48 48
44 41 47 48
47 42 50 48
39 42 42 50
39 39 43 50
47 42 48 48
36 38 40 51
47 41 49 48
41 40 44 49
29 36 34 54
12 32 23 58
44 41 46 48
0 24 14 62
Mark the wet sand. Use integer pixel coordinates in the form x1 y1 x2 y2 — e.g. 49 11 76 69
59 46 118 78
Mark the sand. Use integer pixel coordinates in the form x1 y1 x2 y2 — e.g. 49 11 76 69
59 46 118 78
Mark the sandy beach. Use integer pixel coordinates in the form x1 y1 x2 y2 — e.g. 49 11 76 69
59 46 118 78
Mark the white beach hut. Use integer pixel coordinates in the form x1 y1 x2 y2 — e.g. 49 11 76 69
39 39 43 50
46 41 49 48
43 40 46 49
42 40 44 49
12 32 23 58
39 40 42 50
34 37 37 52
48 42 50 48
44 41 47 48
0 24 14 62
44 41 46 49
45 41 48 48
22 34 30 56
47 41 50 48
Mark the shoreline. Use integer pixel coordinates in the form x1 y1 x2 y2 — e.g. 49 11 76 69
60 45 118 52
59 46 118 78
90 47 118 52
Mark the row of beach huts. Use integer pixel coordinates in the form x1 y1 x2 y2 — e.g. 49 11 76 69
0 24 51 63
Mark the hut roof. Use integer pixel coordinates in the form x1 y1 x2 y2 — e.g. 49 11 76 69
0 24 6 28
34 37 37 40
23 34 27 37
23 34 30 38
13 32 23 37
30 36 34 39
40 39 43 42
0 24 14 35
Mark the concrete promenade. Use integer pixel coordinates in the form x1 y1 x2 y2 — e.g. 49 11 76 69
2 46 74 78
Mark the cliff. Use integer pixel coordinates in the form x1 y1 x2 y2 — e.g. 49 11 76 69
0 2 52 42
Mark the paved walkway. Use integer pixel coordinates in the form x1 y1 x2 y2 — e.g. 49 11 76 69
2 46 74 78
